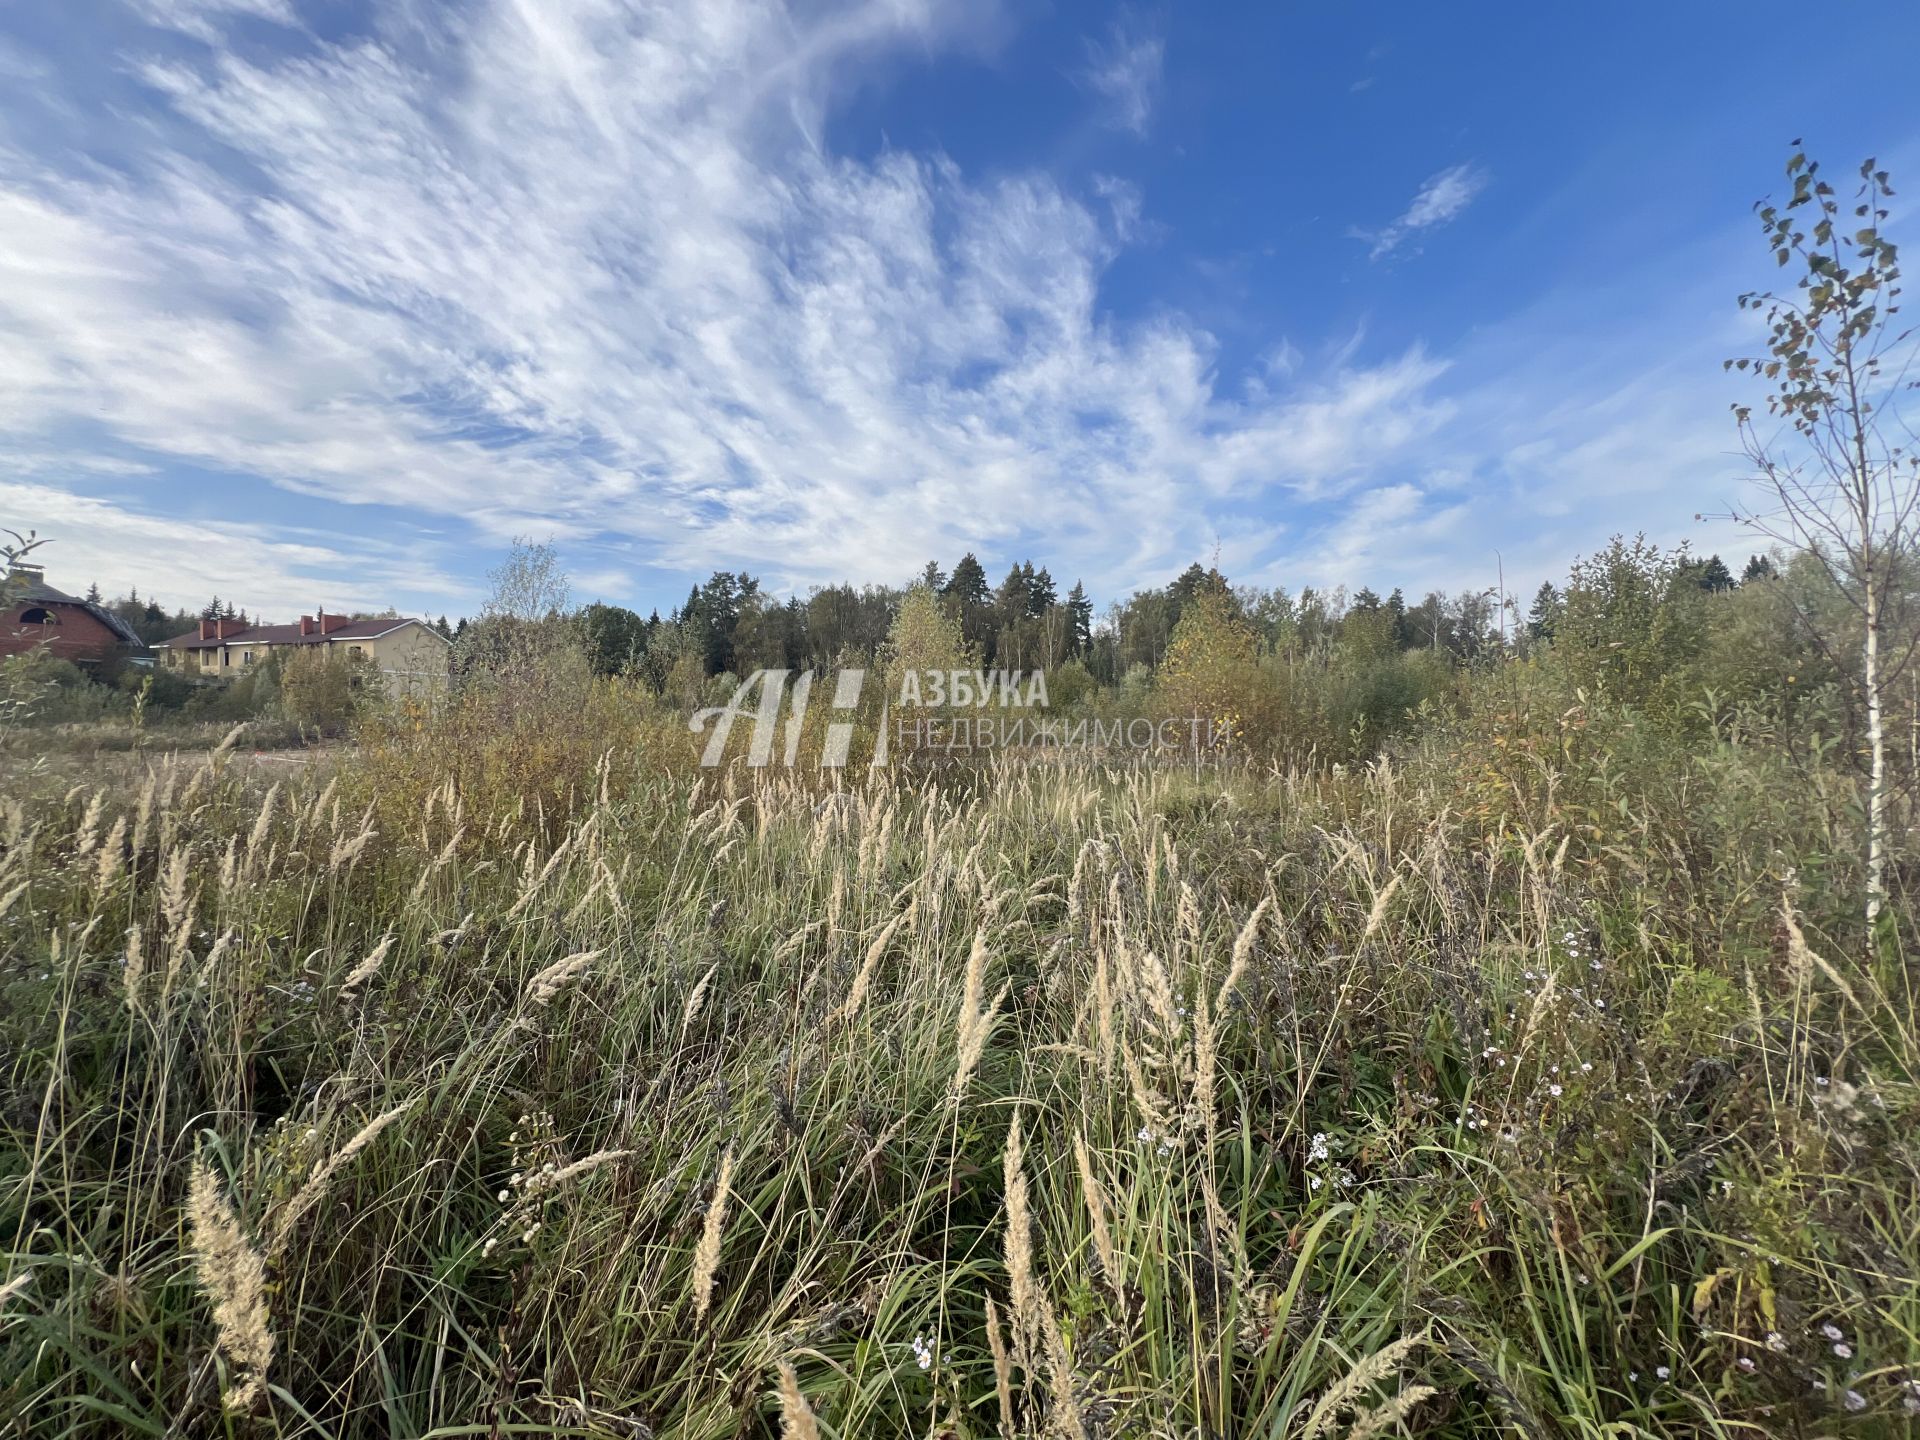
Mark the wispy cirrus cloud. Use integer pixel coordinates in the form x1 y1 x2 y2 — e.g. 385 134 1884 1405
0 477 470 619
1076 16 1166 137
0 0 1452 609
1362 163 1488 259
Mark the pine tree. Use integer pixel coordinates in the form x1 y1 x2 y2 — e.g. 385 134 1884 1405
1526 582 1562 641
1741 553 1777 583
943 553 990 609
1386 587 1410 648
1028 566 1056 619
1065 581 1094 656
1689 554 1736 592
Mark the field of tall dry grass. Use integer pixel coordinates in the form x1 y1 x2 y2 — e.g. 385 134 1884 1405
2 710 1916 1437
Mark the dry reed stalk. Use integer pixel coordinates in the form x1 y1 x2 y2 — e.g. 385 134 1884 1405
0 881 26 922
1346 1387 1439 1440
1143 831 1160 914
340 935 395 995
1192 986 1219 1145
1091 945 1116 1077
692 1145 734 1325
771 920 826 965
1002 1109 1039 1364
1177 882 1201 949
1360 871 1403 945
523 949 600 1007
203 929 235 981
1780 892 1867 1015
92 816 128 889
160 847 192 933
527 1149 632 1194
1071 1132 1122 1292
1513 971 1558 1059
409 825 465 903
327 805 377 873
1040 1301 1086 1438
1068 841 1092 925
952 933 1010 1102
269 1102 413 1255
1217 895 1272 1013
985 1294 1016 1434
187 1158 274 1412
216 834 238 896
681 962 719 1032
1122 1041 1174 1141
1301 1333 1425 1439
826 868 846 939
773 1360 820 1439
507 833 576 919
131 773 157 861
832 913 905 1025
73 792 105 859
122 926 146 1015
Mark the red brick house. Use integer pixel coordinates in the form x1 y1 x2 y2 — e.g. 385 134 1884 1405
0 564 148 670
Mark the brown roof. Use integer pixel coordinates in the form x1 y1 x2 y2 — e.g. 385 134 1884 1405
7 574 147 649
159 617 442 650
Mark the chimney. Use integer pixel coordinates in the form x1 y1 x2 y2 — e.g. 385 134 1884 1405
199 618 215 641
6 561 43 586
319 612 349 635
299 614 316 636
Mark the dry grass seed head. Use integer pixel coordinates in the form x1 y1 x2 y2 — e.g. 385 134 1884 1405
1301 1333 1426 1440
692 1145 734 1326
340 935 395 995
1003 1108 1039 1364
524 949 600 1007
773 1360 821 1440
1072 1131 1123 1292
187 1158 274 1412
269 1102 414 1255
984 1294 1016 1434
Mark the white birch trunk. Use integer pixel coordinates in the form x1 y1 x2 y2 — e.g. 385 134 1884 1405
1864 570 1887 929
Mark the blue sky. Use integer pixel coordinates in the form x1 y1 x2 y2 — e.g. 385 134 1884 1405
2 0 1916 622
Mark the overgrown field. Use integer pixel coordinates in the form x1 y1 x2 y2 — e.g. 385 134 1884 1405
2 715 1917 1437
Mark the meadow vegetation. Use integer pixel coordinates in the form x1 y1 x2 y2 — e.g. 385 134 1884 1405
2 527 1918 1437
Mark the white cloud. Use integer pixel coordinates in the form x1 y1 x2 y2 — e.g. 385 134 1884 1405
0 480 470 619
133 0 302 43
0 0 1451 607
1078 19 1164 136
1365 163 1487 259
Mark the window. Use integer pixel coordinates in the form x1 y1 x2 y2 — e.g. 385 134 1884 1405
242 650 252 665
18 607 57 625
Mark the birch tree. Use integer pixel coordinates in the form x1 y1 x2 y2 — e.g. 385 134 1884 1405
1726 147 1918 936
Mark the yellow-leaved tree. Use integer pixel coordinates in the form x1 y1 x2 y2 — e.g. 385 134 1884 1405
1153 587 1271 753
884 583 978 755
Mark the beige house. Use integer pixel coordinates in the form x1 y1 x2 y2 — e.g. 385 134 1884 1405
157 612 450 698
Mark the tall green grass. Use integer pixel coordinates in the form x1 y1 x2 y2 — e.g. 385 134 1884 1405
0 716 1914 1436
